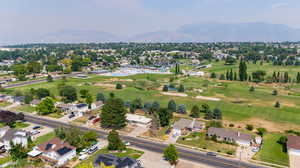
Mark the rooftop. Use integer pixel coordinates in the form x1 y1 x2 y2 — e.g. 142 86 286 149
207 127 252 142
287 135 300 150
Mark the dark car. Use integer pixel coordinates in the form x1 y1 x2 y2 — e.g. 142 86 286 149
68 114 75 119
88 116 96 120
32 126 41 130
206 152 217 157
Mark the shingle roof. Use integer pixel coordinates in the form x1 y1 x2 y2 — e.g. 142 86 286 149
287 135 300 150
207 127 252 142
37 137 76 156
94 154 140 168
1 128 29 141
173 118 193 130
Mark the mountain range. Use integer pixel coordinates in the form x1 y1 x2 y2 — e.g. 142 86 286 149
5 22 300 44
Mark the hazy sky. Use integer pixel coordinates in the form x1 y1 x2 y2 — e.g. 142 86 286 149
1 0 300 43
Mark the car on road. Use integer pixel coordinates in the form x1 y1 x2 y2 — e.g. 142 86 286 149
124 141 131 146
30 130 40 135
206 152 217 157
79 154 89 160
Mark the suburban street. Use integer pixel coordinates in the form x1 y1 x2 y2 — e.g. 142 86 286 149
23 113 266 168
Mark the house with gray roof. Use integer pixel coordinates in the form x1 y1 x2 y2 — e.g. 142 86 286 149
172 118 205 137
207 127 253 146
0 126 30 150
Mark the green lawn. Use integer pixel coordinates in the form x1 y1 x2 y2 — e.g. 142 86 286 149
0 101 12 107
177 132 237 155
3 73 300 127
10 105 36 113
77 147 144 167
33 132 55 145
13 122 30 129
253 133 289 166
0 156 11 165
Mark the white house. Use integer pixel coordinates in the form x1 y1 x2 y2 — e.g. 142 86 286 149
172 118 205 137
31 137 76 166
74 103 89 116
126 114 152 127
0 126 30 150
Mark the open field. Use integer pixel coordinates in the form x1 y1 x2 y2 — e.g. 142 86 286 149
3 72 300 132
253 133 289 166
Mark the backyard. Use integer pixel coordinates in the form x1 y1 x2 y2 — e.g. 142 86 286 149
253 133 289 166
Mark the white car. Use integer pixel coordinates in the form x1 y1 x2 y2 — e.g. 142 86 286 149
79 154 89 160
124 141 131 146
30 130 40 135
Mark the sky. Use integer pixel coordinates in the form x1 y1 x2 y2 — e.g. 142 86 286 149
1 0 300 44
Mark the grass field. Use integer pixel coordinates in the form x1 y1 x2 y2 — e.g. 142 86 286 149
177 132 237 155
3 71 300 130
253 133 289 166
0 101 12 107
10 104 36 113
33 132 55 145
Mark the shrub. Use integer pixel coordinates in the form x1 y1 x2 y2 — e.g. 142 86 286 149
274 101 280 108
116 83 123 89
246 124 254 131
229 123 234 127
249 86 255 92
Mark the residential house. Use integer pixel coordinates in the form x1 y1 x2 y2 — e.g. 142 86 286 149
207 127 252 146
287 135 300 168
172 118 205 137
126 114 152 127
31 137 76 166
75 103 89 116
0 126 30 150
94 154 141 168
30 99 41 107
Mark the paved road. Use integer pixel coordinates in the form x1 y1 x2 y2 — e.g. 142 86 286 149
24 114 266 168
3 72 83 89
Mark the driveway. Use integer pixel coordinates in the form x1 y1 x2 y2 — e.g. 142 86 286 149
23 123 53 141
289 153 300 168
128 126 148 137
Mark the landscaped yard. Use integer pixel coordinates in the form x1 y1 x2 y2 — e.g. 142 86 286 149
13 122 30 129
177 132 237 155
33 132 55 145
253 133 289 166
77 147 144 167
10 104 36 113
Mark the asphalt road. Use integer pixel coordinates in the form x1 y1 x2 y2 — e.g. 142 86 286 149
23 114 266 168
3 72 83 89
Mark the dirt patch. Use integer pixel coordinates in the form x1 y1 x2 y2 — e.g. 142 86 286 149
224 118 300 133
107 78 134 82
161 92 188 97
195 95 220 101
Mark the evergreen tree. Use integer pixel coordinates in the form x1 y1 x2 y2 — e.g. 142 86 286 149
219 74 225 80
157 108 172 127
274 101 280 108
86 93 93 109
116 83 123 89
174 63 181 75
272 90 278 96
190 105 200 118
96 92 106 102
226 70 229 80
210 72 217 78
201 104 213 120
163 85 169 92
167 100 177 112
151 101 160 113
213 108 222 120
272 72 277 82
284 72 289 83
101 98 127 129
233 72 237 81
229 69 233 81
107 130 125 151
9 142 28 161
178 84 185 92
249 86 255 92
239 60 247 81
297 72 300 83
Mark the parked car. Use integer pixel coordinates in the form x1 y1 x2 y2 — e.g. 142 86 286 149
88 146 98 154
79 154 89 160
32 125 42 130
68 114 75 119
88 116 96 120
30 130 40 135
206 152 217 157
